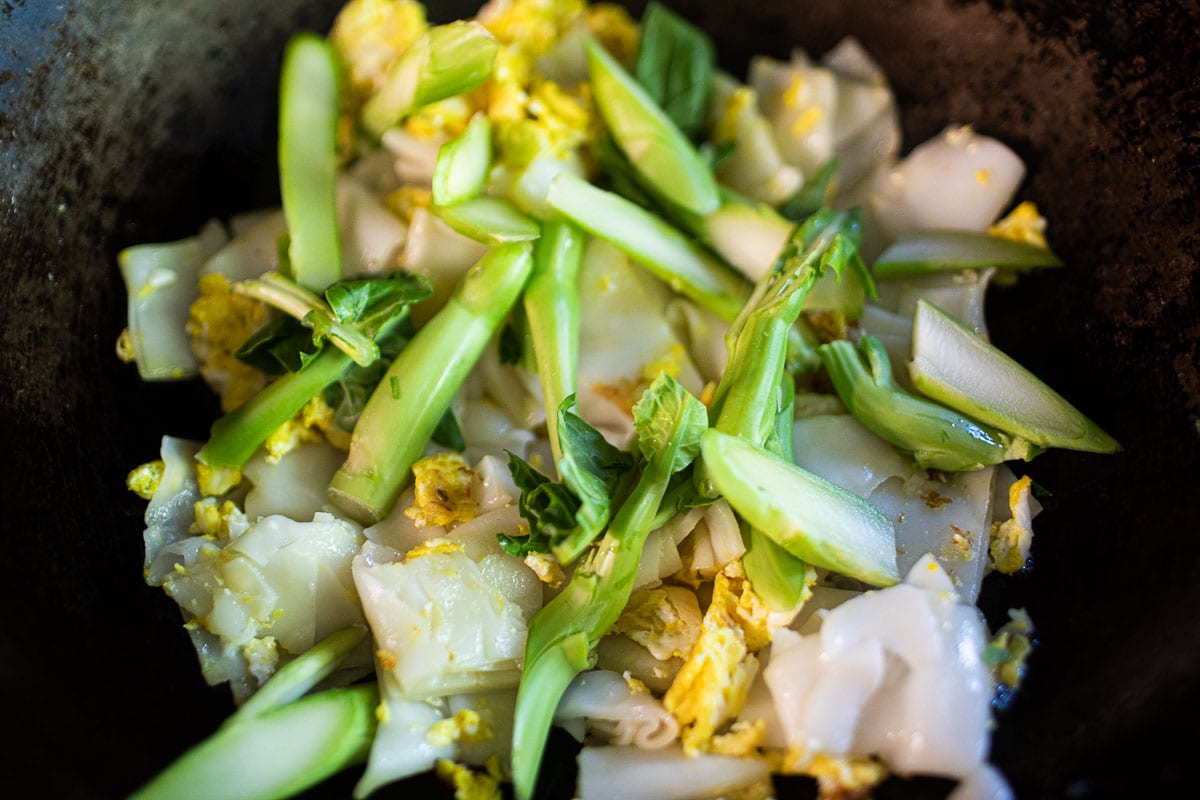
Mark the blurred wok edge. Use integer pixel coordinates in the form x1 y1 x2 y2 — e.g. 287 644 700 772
1 1 1197 798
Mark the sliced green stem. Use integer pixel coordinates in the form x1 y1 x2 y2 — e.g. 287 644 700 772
525 221 584 466
279 34 342 292
130 684 379 800
329 243 535 524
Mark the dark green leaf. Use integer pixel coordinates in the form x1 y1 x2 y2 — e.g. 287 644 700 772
700 139 737 172
634 2 714 139
499 319 524 365
236 315 322 374
779 159 839 222
507 451 584 546
322 314 416 431
431 408 466 451
497 527 551 557
324 272 433 336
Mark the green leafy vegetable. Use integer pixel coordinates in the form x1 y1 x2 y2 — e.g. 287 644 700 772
634 2 715 139
432 113 493 206
586 35 719 215
819 335 1032 471
328 242 535 525
235 315 321 375
198 275 430 471
909 299 1117 452
779 159 839 222
873 229 1062 277
361 21 498 139
511 373 707 800
278 34 342 292
431 195 541 244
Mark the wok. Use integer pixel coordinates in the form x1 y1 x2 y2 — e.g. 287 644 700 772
1 1 1197 798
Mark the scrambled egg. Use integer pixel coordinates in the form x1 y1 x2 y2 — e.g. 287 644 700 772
989 475 1035 574
331 0 429 102
126 459 165 500
435 757 503 800
610 586 701 661
769 749 889 798
985 608 1035 692
988 201 1048 247
663 567 773 754
405 453 480 527
194 461 242 497
187 274 270 412
190 497 249 539
261 396 352 464
523 551 566 588
427 708 491 747
405 536 466 562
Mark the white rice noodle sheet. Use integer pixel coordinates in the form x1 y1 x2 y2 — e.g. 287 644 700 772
868 125 1025 241
122 219 228 379
458 397 544 467
594 634 684 695
352 546 534 698
858 302 916 387
792 413 917 499
202 210 284 281
577 744 770 800
449 688 519 771
355 687 452 799
381 126 444 186
242 441 344 522
576 239 705 449
665 297 730 385
143 436 204 584
869 466 997 601
876 267 995 338
556 670 679 749
336 176 409 275
476 335 546 432
160 513 366 695
750 52 838 175
706 72 803 205
762 556 996 781
399 206 488 324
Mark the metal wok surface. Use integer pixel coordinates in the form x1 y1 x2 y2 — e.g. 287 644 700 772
1 1 1197 798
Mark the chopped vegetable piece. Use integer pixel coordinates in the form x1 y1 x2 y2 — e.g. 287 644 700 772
546 172 747 321
819 335 1029 471
633 2 715 139
701 428 899 587
329 242 535 524
873 229 1062 277
910 299 1119 452
525 220 584 465
361 20 498 139
431 195 541 244
512 374 707 800
586 35 719 215
130 684 378 800
279 34 342 292
432 113 493 206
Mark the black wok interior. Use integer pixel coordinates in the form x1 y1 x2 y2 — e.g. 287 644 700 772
1 1 1197 798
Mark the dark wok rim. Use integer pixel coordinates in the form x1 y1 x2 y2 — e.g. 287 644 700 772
1 1 1198 798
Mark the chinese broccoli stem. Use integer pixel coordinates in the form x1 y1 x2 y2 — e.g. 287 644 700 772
278 34 342 292
524 221 583 466
328 243 535 524
361 21 498 139
511 375 706 800
546 172 748 320
818 335 1019 471
199 319 394 472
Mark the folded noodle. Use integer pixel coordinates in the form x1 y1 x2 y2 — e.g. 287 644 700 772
555 670 678 749
576 744 770 800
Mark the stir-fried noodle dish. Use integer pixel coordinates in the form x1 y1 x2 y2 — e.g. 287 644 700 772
118 2 1118 798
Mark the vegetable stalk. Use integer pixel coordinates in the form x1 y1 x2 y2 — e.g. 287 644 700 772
329 243 535 524
278 34 342 292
